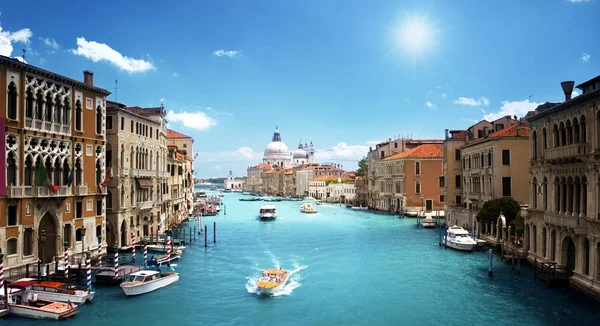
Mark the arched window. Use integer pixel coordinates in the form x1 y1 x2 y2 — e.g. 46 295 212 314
63 97 71 125
96 105 102 134
130 146 135 170
488 152 492 166
542 177 548 211
25 87 34 118
96 159 102 186
532 131 537 159
7 238 17 255
581 115 587 143
96 225 102 243
75 158 83 186
415 161 420 175
36 90 44 120
7 81 17 120
415 181 421 194
53 159 61 186
24 156 33 186
553 124 559 147
542 127 547 149
54 95 62 124
6 152 17 186
75 100 82 131
63 161 70 186
46 92 53 121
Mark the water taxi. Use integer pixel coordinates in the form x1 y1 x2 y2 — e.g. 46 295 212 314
120 270 179 296
218 191 225 197
6 280 78 320
442 225 478 251
300 203 317 214
256 268 290 294
259 205 277 220
16 279 94 305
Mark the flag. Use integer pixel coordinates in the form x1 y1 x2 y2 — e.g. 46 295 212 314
66 169 75 187
101 168 112 186
36 163 60 193
193 152 199 160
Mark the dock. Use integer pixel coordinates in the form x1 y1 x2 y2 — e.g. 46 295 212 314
532 258 570 288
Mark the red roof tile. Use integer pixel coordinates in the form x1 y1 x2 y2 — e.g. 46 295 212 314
488 121 530 138
448 130 468 140
383 144 444 160
167 129 192 139
125 106 164 116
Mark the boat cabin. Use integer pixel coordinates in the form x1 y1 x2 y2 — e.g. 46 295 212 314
124 271 161 284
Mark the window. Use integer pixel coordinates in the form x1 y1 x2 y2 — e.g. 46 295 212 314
87 199 93 211
75 100 82 131
107 116 113 130
7 238 17 255
7 205 18 226
63 97 71 125
455 175 461 188
150 127 153 138
488 152 492 166
415 181 421 194
86 98 93 109
96 200 102 216
502 177 512 196
415 161 420 175
25 87 33 118
96 225 102 242
477 130 483 138
394 142 398 148
7 81 18 120
380 151 385 159
76 201 83 218
131 120 134 132
23 228 33 256
495 124 504 131
439 176 445 187
502 150 510 165
76 228 83 242
64 225 72 247
121 117 125 130
455 149 460 161
439 195 445 203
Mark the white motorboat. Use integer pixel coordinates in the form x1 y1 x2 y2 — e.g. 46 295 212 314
351 206 368 210
120 270 179 296
17 278 94 305
144 244 186 253
300 203 317 214
421 213 437 228
6 280 78 320
442 225 478 251
259 205 277 220
218 191 224 197
256 268 290 295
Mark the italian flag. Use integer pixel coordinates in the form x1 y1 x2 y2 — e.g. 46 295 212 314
36 164 60 193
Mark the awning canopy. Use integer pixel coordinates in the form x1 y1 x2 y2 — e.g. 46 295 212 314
136 179 153 189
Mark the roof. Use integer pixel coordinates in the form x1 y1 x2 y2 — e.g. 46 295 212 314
125 106 165 116
263 170 274 174
284 170 294 175
383 144 444 160
0 55 111 96
250 163 271 169
576 75 600 90
106 100 126 109
8 280 37 288
312 175 338 181
167 129 192 139
488 121 530 138
528 89 600 123
260 205 277 209
448 130 468 140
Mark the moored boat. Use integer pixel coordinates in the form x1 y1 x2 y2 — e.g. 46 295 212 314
16 279 94 305
442 225 477 251
6 280 78 320
259 205 277 220
120 270 180 296
256 268 290 295
300 203 317 214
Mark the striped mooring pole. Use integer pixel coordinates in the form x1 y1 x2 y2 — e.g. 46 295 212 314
166 237 172 267
63 242 69 281
131 232 136 262
97 242 102 268
86 252 92 292
143 243 148 264
114 243 119 278
0 249 5 294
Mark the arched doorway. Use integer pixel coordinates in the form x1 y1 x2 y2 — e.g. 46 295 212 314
120 220 128 248
562 236 576 275
38 213 58 263
106 221 116 251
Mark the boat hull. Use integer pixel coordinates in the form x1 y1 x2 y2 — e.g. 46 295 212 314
0 308 7 318
120 274 180 296
422 220 436 228
8 304 77 320
443 237 476 251
300 210 317 214
257 277 289 295
30 291 95 305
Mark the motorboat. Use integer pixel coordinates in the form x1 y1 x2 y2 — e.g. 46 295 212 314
223 188 232 193
120 270 180 296
351 206 368 210
421 213 437 228
442 225 478 251
17 279 94 305
6 280 78 320
304 196 316 201
259 205 277 220
404 211 418 218
315 201 323 206
149 248 183 265
218 191 224 197
300 203 317 214
256 268 290 295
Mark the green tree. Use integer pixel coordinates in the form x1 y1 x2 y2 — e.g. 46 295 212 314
356 157 368 177
509 210 524 234
476 197 520 225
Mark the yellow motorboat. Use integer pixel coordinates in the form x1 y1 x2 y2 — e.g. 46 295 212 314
256 268 289 294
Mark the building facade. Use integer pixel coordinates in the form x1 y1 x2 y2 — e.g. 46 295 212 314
0 56 110 269
326 178 356 203
526 76 600 299
166 129 194 215
246 163 271 193
225 170 246 190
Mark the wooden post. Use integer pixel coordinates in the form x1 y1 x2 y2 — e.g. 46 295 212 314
214 222 216 243
488 249 493 277
204 225 207 248
517 250 521 275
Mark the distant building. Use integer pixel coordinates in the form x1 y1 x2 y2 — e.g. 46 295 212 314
225 169 245 190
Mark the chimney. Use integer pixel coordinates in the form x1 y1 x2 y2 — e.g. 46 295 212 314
445 129 449 140
83 70 94 86
561 81 574 101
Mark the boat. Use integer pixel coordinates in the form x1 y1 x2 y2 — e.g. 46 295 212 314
223 188 232 193
300 203 317 214
304 196 316 201
404 211 419 218
442 225 478 251
315 201 323 206
6 280 78 320
242 192 251 195
256 268 290 295
217 191 224 197
16 279 94 305
149 248 183 265
421 213 437 228
345 204 352 208
259 205 277 220
351 206 368 210
120 269 180 296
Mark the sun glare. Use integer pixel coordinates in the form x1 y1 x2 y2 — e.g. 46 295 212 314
397 16 433 55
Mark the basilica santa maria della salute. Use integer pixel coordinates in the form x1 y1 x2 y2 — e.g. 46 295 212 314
262 127 315 167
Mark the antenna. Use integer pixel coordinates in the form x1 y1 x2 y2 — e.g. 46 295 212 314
115 80 118 101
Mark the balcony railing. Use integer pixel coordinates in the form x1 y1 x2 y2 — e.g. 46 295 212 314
121 168 129 177
544 212 580 229
138 201 153 210
544 143 589 161
132 169 154 178
6 185 70 198
74 184 88 196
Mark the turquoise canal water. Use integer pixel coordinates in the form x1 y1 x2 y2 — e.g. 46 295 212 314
6 191 600 325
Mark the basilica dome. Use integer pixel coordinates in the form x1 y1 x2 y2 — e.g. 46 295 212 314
262 127 291 167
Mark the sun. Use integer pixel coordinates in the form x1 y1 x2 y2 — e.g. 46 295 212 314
396 16 434 56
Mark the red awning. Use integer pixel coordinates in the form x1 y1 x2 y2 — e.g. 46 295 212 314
136 179 153 189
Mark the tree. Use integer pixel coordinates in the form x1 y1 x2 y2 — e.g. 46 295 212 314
476 197 520 225
509 210 524 234
356 157 368 177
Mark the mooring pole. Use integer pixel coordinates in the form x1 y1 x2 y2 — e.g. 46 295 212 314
214 222 216 243
439 223 443 247
204 225 208 248
488 249 493 277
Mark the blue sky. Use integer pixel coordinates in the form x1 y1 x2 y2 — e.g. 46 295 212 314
1 0 599 178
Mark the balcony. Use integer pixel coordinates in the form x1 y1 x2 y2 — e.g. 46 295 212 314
544 143 589 163
74 184 88 196
138 201 153 210
121 168 129 177
162 194 170 202
132 169 154 178
6 185 70 198
543 212 585 233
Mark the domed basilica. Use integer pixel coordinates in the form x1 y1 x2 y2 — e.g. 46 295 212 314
263 127 315 167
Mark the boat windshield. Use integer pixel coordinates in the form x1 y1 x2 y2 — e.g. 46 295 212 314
134 276 147 282
124 275 136 282
455 233 469 238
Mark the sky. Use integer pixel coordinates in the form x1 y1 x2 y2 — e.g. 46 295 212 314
1 0 599 178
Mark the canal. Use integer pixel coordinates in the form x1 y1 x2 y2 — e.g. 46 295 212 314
7 192 600 325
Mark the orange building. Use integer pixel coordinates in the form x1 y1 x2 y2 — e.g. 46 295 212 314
0 55 110 270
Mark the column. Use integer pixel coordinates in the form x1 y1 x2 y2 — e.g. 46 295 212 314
580 182 585 218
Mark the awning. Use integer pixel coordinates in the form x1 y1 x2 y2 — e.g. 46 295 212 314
136 178 153 189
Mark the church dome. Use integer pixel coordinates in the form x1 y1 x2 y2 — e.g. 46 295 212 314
293 140 309 159
264 141 290 156
263 127 292 165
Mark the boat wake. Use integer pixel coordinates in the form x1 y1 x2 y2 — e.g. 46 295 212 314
246 263 307 297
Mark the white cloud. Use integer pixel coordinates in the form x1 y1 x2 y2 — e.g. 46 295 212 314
71 37 155 73
425 101 436 109
213 49 240 58
462 118 479 124
482 99 542 121
173 72 178 77
579 53 590 63
572 90 579 98
454 96 490 106
206 106 233 117
166 110 216 131
0 26 33 56
160 97 165 104
366 140 382 145
314 142 370 162
197 147 257 163
40 37 59 50
441 93 447 98
568 0 590 3
39 58 46 65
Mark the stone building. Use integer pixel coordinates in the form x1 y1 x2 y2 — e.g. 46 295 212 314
526 76 600 299
354 176 368 206
246 163 271 193
0 56 110 269
225 169 245 190
167 129 194 216
104 102 169 249
167 144 188 227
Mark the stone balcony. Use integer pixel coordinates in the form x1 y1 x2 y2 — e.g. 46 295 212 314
138 201 153 210
132 169 154 178
543 212 586 234
74 184 88 196
543 143 590 163
162 194 170 202
121 168 129 177
6 185 70 198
